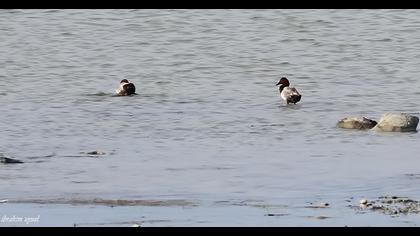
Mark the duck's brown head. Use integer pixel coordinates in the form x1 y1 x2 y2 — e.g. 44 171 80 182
276 77 290 87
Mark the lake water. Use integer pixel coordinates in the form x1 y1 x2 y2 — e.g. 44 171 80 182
1 9 420 226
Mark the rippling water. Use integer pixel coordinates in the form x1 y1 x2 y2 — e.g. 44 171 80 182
1 9 420 226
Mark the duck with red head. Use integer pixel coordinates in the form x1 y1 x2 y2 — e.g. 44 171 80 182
116 79 136 96
276 77 301 104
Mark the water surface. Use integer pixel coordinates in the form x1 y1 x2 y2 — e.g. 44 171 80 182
1 9 420 226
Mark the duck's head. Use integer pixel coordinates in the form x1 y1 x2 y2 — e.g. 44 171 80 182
276 77 290 87
120 79 129 84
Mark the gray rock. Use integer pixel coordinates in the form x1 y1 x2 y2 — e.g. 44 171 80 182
372 113 419 132
337 117 378 130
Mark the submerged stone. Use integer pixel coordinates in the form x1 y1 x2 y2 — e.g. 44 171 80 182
337 117 377 130
86 150 106 155
80 150 106 156
372 113 419 132
0 156 24 164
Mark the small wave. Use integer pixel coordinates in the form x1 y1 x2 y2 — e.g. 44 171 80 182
23 154 55 160
9 198 198 207
367 38 392 42
85 92 113 97
71 180 100 184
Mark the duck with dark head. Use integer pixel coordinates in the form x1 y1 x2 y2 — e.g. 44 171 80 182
116 79 136 96
276 77 301 104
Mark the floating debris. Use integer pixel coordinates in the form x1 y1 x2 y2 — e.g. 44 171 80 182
0 199 8 203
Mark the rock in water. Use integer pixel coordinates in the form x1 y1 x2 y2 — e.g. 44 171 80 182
337 117 378 130
86 150 106 155
0 156 24 164
372 113 419 132
80 150 106 156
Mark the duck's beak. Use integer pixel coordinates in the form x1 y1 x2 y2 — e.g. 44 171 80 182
275 81 281 86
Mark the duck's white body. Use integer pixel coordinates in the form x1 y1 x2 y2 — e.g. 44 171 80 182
116 82 129 94
116 79 136 96
280 87 301 104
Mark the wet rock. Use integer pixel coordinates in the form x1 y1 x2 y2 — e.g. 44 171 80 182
306 215 331 220
372 113 419 132
265 213 289 217
371 205 383 210
0 156 24 164
351 196 420 215
87 150 106 155
80 150 106 156
337 117 377 130
359 199 369 207
306 202 330 208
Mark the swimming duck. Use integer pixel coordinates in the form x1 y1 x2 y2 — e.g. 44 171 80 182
116 79 136 96
276 77 301 104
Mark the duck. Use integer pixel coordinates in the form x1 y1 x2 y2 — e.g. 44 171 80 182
116 79 136 96
276 77 301 104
